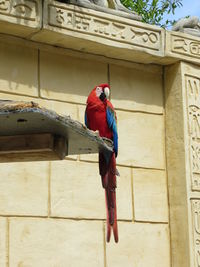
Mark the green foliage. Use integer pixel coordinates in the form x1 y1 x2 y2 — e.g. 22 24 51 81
121 0 183 28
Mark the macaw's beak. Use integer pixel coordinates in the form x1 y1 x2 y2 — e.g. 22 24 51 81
99 92 106 101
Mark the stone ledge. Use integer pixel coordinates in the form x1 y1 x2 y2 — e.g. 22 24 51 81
0 100 113 162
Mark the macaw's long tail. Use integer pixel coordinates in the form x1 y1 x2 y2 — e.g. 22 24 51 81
99 152 118 243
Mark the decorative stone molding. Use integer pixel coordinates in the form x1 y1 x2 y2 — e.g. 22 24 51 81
48 3 160 51
166 31 200 65
186 75 200 191
192 200 200 267
0 0 37 21
31 0 164 63
1 0 200 65
0 0 41 37
185 69 200 267
166 62 200 267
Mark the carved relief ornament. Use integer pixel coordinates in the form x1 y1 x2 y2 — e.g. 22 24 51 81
0 0 38 21
186 76 200 191
49 4 162 51
171 34 200 59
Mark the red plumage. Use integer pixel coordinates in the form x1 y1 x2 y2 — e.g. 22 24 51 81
85 83 118 243
85 84 113 139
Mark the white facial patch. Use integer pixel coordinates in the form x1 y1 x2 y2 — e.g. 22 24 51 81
104 87 110 99
96 86 103 97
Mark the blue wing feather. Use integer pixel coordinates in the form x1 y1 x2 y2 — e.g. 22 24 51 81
85 109 88 128
106 106 118 157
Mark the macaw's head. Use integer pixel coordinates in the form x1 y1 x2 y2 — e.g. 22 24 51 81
95 83 110 102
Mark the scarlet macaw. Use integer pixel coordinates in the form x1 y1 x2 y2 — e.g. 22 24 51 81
85 83 119 243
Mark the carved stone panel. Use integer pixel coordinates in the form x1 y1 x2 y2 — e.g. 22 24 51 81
172 35 200 59
191 200 200 267
186 75 200 191
166 31 200 65
0 0 41 37
29 0 164 62
0 0 37 21
48 3 162 52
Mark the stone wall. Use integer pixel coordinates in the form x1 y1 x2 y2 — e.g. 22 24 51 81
1 0 200 266
0 40 170 266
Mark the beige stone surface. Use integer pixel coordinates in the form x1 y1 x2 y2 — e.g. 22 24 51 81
110 64 163 114
32 0 164 64
9 218 104 267
106 222 170 267
166 30 200 66
40 50 108 103
165 63 190 267
0 0 42 38
51 160 104 219
51 160 132 220
0 218 7 267
171 62 200 267
0 42 38 96
117 166 133 220
133 169 168 222
0 162 49 216
117 110 165 169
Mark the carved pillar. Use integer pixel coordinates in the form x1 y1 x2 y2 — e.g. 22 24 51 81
165 62 200 267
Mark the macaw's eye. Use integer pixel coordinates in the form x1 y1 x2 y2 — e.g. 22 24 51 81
96 86 103 97
104 87 110 99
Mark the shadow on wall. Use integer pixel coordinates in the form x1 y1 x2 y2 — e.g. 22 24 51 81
0 40 163 115
109 64 163 113
39 50 109 103
39 49 163 113
0 42 38 96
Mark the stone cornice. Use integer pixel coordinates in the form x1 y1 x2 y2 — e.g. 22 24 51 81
0 0 42 37
0 0 199 65
166 31 200 64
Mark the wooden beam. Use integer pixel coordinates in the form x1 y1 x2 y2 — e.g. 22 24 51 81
0 133 68 162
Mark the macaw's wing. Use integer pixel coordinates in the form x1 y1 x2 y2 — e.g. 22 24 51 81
106 104 118 157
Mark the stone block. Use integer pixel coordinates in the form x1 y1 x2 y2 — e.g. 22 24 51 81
117 111 165 169
110 64 163 113
106 222 170 267
0 0 42 38
0 218 7 267
116 166 133 220
40 50 108 103
9 218 104 267
51 161 132 220
51 160 104 219
166 30 200 66
0 42 38 97
133 169 168 222
0 162 49 216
